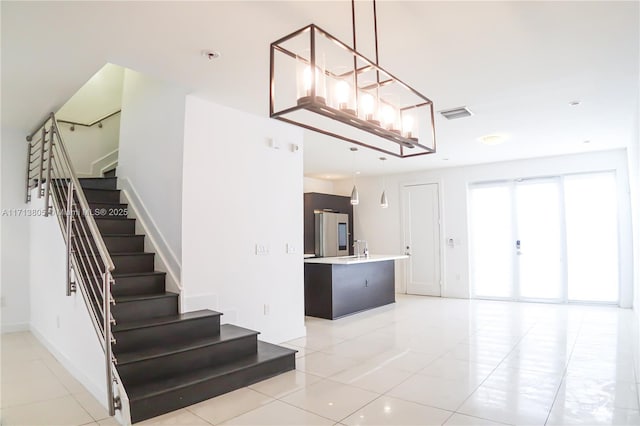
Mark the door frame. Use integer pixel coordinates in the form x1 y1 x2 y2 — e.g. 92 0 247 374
399 179 445 296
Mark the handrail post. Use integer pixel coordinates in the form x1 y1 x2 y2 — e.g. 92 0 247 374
25 140 33 203
37 126 46 198
66 181 75 296
43 123 55 217
103 272 115 416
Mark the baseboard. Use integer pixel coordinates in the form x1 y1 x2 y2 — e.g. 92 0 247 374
117 177 182 297
29 326 107 406
1 322 30 333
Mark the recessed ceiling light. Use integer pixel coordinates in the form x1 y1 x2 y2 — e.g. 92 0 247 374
442 157 449 161
583 140 591 144
478 134 508 145
201 50 221 60
569 100 581 106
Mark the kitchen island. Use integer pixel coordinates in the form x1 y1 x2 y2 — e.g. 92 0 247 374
304 255 408 320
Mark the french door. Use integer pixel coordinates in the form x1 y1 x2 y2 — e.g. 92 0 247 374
469 172 619 304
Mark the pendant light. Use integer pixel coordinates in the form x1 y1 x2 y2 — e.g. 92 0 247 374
379 157 388 208
269 0 437 158
350 147 359 205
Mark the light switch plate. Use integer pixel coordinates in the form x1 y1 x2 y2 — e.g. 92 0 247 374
255 243 269 255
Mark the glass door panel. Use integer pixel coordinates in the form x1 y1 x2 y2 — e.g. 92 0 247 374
564 172 619 303
515 179 564 301
469 184 514 298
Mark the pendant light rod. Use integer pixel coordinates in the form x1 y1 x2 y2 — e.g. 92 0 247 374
373 0 379 65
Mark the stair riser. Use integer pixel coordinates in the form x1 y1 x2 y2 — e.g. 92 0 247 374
79 177 118 190
113 296 178 323
112 274 166 297
102 236 145 253
83 189 121 204
87 203 129 219
114 316 221 354
119 336 258 387
129 355 295 423
96 219 136 235
112 254 155 274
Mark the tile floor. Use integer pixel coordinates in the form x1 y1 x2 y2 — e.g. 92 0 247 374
2 295 639 425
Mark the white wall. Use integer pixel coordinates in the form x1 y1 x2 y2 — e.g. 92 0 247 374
28 195 108 408
303 177 335 194
182 96 305 344
59 113 120 177
118 69 187 280
1 127 31 332
628 103 640 325
335 149 634 306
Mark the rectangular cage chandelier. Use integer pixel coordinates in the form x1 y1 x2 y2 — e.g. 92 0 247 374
270 22 436 158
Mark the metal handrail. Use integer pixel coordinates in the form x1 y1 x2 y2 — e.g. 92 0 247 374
57 109 121 128
25 112 122 417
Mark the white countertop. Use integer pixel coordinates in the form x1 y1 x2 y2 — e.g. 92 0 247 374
304 254 409 265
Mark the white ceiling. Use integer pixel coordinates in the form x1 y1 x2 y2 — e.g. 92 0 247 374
2 1 638 178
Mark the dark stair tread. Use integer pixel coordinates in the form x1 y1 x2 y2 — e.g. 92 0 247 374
80 177 116 181
83 271 165 278
88 202 127 206
78 252 154 257
102 234 143 237
112 271 166 278
113 310 222 333
127 341 296 401
115 292 178 303
82 187 121 192
117 324 259 365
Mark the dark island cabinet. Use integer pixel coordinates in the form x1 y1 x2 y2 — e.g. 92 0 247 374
304 260 395 319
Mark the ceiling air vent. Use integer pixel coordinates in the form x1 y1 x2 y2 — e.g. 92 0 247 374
439 106 473 120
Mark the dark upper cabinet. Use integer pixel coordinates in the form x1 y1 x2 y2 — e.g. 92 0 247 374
303 192 354 255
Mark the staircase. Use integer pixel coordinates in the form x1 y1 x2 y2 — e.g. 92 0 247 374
78 175 296 423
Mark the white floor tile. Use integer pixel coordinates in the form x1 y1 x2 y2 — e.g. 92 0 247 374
1 395 94 425
1 359 70 408
547 399 640 425
417 358 495 386
296 351 360 377
328 362 412 394
221 400 334 425
138 408 210 425
556 377 640 410
457 384 554 425
443 413 507 425
249 370 322 398
387 374 478 411
341 395 453 426
281 379 379 422
186 388 274 424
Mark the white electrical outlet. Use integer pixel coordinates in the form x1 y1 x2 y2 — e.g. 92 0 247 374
286 243 296 254
263 304 270 315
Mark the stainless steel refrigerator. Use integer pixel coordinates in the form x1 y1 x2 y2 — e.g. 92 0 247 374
314 211 350 257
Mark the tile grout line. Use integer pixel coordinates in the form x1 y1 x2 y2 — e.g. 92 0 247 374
543 310 583 426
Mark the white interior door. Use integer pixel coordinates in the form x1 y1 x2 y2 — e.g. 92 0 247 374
402 183 441 296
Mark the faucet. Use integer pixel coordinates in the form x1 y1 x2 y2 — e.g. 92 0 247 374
354 240 369 258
